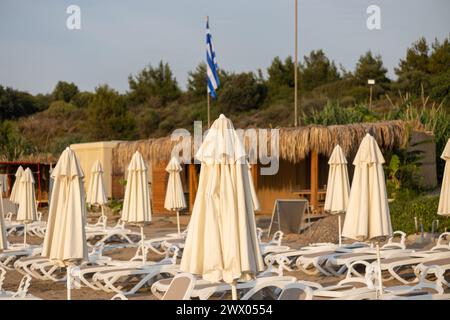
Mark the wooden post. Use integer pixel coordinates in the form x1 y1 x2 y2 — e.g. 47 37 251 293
294 0 299 127
251 163 258 190
189 164 198 213
310 150 319 213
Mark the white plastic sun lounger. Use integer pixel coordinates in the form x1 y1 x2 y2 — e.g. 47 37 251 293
265 241 368 272
112 272 196 300
0 268 41 300
85 222 141 249
239 278 313 300
0 245 42 270
14 246 109 282
151 274 297 300
144 231 187 255
94 263 180 296
296 231 408 276
308 260 379 300
372 234 450 285
71 245 180 292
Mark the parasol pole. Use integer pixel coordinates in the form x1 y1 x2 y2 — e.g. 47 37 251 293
376 243 383 297
67 264 72 300
231 280 238 300
24 224 27 246
338 214 342 247
140 226 146 264
176 210 181 236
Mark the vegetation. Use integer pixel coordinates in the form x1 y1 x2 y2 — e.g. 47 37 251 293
390 191 450 235
0 36 448 168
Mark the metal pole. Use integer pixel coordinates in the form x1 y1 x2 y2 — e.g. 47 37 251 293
338 215 342 247
369 85 373 111
294 0 299 127
176 210 181 236
231 281 238 300
206 15 211 128
141 226 146 264
376 243 383 297
207 94 211 128
67 265 72 300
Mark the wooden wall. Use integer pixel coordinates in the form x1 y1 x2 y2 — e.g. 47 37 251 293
151 161 189 214
256 156 329 214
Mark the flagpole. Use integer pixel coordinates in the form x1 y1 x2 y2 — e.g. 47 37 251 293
207 92 211 128
294 0 299 127
206 15 211 128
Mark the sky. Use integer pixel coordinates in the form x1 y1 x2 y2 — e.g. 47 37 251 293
0 0 449 95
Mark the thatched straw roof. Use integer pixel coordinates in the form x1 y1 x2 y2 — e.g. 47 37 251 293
277 120 408 163
112 120 410 175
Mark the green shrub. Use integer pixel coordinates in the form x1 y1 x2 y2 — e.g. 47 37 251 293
108 198 123 216
390 192 450 234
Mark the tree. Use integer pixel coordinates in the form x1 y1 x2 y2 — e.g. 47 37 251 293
395 37 430 76
52 81 79 103
0 120 32 160
186 63 230 101
218 72 267 113
86 85 136 140
354 51 390 86
71 91 94 108
267 56 295 88
301 50 340 91
128 61 180 107
187 63 207 99
0 86 38 121
428 37 450 75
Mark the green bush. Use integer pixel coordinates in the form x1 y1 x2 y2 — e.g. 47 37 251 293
390 191 450 234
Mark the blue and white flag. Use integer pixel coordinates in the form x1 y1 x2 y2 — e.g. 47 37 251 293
206 18 220 98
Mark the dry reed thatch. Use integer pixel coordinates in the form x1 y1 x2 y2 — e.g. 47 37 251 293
112 120 410 175
277 120 409 163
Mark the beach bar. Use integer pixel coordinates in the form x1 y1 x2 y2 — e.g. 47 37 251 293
71 120 437 215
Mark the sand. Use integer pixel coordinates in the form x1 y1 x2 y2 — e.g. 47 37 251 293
1 210 442 300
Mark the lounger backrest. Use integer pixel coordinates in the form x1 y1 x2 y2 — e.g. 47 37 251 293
278 283 313 300
12 275 32 298
382 231 406 250
338 260 375 289
0 267 6 291
268 199 308 236
162 273 195 300
433 232 450 251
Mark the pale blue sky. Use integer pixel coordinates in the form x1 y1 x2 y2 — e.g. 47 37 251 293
0 0 449 94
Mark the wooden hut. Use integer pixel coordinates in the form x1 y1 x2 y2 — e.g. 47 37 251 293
105 120 436 215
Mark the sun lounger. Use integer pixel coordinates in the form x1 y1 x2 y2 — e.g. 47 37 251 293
92 263 180 295
151 274 297 300
265 241 369 272
0 268 40 300
296 231 408 276
85 221 141 249
145 231 187 255
239 278 312 300
0 245 42 270
14 245 109 282
160 273 196 300
70 245 180 292
374 242 450 285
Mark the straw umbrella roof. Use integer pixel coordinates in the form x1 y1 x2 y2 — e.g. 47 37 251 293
111 120 409 174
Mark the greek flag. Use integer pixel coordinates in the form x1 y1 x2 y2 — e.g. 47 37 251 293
206 18 220 98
